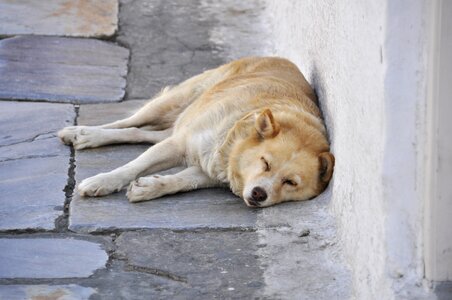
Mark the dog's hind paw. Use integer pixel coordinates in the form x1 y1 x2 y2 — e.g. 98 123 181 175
126 177 164 203
58 126 78 146
57 126 103 150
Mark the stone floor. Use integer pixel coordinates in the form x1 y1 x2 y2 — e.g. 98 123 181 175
0 1 352 299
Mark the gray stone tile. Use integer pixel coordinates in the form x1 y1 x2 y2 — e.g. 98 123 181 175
117 0 221 99
0 101 74 147
0 137 66 162
69 101 257 232
69 187 256 233
0 156 69 230
0 101 74 231
117 0 271 99
0 284 96 300
435 281 452 300
0 238 108 278
67 259 187 299
0 36 129 104
0 0 118 38
77 100 147 126
114 230 263 298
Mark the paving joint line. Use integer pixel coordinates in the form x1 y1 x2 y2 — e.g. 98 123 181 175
124 263 188 284
54 105 79 232
0 229 51 236
86 226 257 236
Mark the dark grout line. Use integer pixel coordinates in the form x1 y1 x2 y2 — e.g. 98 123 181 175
114 0 132 102
85 226 257 236
0 229 51 236
124 263 188 284
54 105 79 232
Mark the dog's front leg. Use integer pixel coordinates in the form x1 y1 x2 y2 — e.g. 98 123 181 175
126 166 221 203
78 138 184 197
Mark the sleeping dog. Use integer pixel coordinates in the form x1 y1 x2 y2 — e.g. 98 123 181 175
58 57 334 207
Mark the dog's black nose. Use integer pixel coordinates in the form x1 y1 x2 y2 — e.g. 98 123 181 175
251 187 267 202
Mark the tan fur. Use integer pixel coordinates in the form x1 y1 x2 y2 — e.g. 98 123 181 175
58 57 334 207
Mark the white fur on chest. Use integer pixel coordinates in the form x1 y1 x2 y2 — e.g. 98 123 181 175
177 105 246 184
185 127 226 182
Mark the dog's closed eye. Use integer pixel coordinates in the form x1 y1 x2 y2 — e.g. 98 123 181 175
282 178 297 186
261 157 270 172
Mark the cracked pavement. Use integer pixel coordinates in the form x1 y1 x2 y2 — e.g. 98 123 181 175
0 0 351 299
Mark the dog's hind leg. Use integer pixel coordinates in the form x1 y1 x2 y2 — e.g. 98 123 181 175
126 166 222 203
59 68 226 148
77 137 184 197
58 127 172 150
99 68 226 130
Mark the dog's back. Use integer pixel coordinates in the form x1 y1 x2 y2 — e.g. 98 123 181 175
176 57 319 120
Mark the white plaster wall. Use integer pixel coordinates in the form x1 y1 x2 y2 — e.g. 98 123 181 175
264 0 430 298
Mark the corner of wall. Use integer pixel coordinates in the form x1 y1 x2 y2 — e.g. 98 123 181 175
382 0 431 297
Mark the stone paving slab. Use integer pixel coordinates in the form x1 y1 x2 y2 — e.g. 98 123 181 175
0 36 129 103
0 136 66 162
0 101 74 148
115 230 263 298
0 284 96 300
0 238 108 278
0 156 70 230
0 0 118 38
61 259 187 299
436 282 452 300
117 0 224 99
70 187 256 233
0 101 74 231
118 0 271 99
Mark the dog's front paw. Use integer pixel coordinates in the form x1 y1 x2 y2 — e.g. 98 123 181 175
78 173 125 197
57 126 102 150
126 176 164 203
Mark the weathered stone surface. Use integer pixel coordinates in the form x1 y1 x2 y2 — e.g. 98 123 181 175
69 101 257 232
0 101 74 148
70 187 256 233
0 36 129 103
0 136 66 162
0 157 69 230
0 0 118 38
115 230 263 298
77 99 147 126
0 284 96 300
435 281 452 300
0 102 74 230
118 0 270 99
256 192 352 299
0 238 108 278
68 260 187 299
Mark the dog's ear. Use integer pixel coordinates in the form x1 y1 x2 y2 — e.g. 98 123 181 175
318 152 335 182
255 109 280 138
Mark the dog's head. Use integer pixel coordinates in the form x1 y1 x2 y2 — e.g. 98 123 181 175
228 108 334 208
